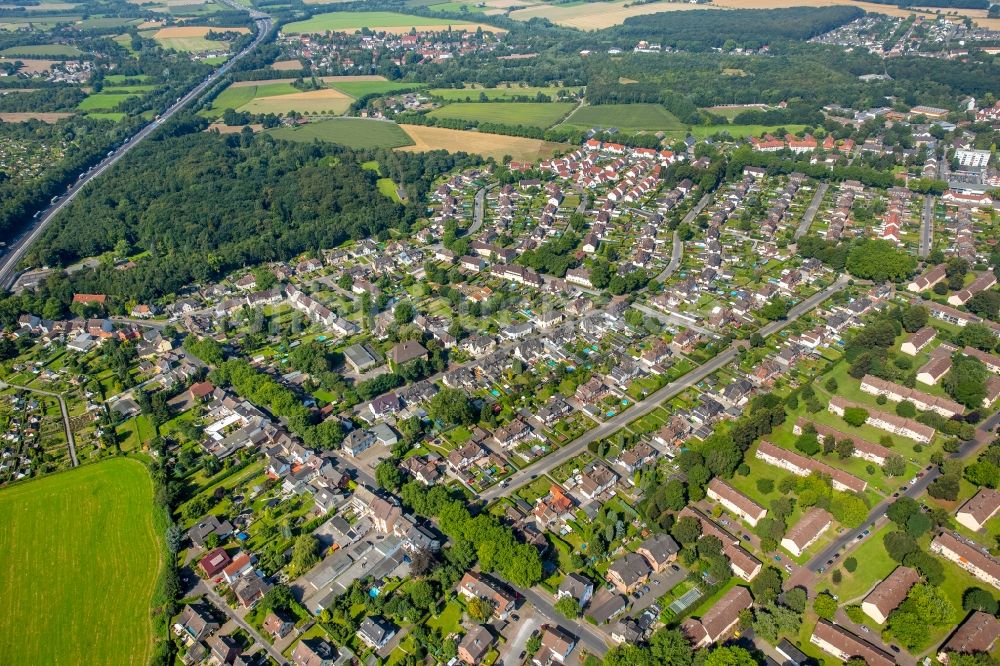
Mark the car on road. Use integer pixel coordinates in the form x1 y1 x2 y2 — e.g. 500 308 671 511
642 585 650 594
670 564 680 572
892 492 900 498
784 564 793 573
826 559 834 566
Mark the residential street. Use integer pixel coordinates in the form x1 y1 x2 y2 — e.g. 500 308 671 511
794 182 828 240
482 276 849 502
656 192 711 282
197 582 290 665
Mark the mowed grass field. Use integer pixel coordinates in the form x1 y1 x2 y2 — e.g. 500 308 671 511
204 81 352 117
329 80 423 97
690 123 808 138
430 85 580 101
560 103 684 132
269 117 416 148
0 43 82 57
398 124 569 161
76 87 152 111
283 10 502 34
428 101 574 128
0 459 161 666
509 0 705 29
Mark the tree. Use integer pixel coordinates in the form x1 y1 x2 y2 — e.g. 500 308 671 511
846 239 917 282
526 633 542 655
555 596 581 619
928 473 960 501
704 646 757 666
795 431 820 456
842 407 869 428
884 530 918 562
428 388 476 426
760 298 790 321
887 496 920 526
959 323 998 352
408 580 436 612
376 459 404 491
662 479 688 511
757 478 775 494
672 515 702 545
751 566 784 605
889 583 955 650
882 454 906 477
944 357 989 409
905 512 932 538
895 400 916 418
394 300 416 325
901 305 928 333
963 587 999 615
291 533 320 575
813 592 838 620
467 596 494 623
830 493 868 529
783 587 808 613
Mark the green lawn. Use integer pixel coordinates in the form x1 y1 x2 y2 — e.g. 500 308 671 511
331 80 423 97
0 459 162 666
202 82 300 117
77 92 140 111
284 11 459 34
268 118 415 149
428 101 574 129
818 523 896 602
0 43 82 57
560 103 684 132
429 85 576 101
690 124 808 139
426 598 464 635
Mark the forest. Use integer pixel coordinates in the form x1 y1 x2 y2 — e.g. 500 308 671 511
26 124 413 303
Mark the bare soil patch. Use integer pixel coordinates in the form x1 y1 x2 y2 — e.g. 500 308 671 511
397 124 567 162
0 112 73 122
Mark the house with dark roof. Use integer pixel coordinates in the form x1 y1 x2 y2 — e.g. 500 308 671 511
637 533 679 573
937 611 1000 664
810 620 894 666
458 625 494 665
557 573 594 608
173 604 219 644
957 488 1000 532
606 552 651 593
681 586 753 648
357 616 396 650
861 566 919 624
291 636 339 666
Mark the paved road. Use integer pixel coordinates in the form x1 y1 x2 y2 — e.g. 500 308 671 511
481 276 849 502
0 13 273 292
1 381 78 466
656 193 711 282
920 195 933 258
200 584 289 665
502 578 608 657
805 408 999 574
464 183 494 237
794 182 828 240
633 303 715 337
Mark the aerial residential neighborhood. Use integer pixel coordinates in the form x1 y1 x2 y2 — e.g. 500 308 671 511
0 1 999 666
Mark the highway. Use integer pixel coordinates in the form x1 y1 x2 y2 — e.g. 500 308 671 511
480 275 849 503
0 11 273 292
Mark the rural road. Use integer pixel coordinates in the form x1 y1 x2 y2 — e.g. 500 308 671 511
0 11 273 292
481 276 849 502
794 182 828 240
0 381 77 466
656 192 710 282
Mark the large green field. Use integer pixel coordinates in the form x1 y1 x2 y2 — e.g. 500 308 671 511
330 80 423 97
428 101 575 128
560 103 685 132
0 43 82 57
77 91 142 111
284 10 457 33
690 123 809 139
429 85 580 101
0 458 162 666
268 117 416 149
201 81 300 117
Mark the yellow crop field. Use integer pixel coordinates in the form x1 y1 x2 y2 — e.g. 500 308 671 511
398 124 568 162
239 88 353 115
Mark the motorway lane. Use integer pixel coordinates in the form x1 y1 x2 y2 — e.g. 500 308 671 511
480 276 849 503
0 14 273 291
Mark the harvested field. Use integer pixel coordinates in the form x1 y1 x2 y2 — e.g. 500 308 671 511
207 122 261 133
0 112 73 122
153 25 249 51
509 0 705 29
398 124 568 161
284 10 504 34
0 57 57 74
239 88 353 115
229 78 299 87
271 59 302 70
